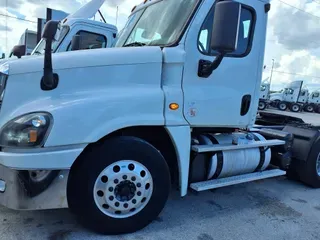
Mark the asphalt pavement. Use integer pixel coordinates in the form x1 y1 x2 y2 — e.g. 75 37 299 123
1 176 320 240
260 109 319 126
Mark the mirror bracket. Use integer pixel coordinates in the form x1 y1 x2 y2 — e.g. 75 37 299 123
40 20 60 91
198 53 225 78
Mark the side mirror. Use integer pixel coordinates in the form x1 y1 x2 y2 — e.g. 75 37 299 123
42 20 60 41
40 20 60 91
211 1 241 53
12 45 26 59
0 53 5 59
71 35 81 51
198 1 241 78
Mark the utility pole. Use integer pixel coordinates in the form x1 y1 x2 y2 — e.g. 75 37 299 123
269 59 275 89
5 0 8 56
116 6 119 27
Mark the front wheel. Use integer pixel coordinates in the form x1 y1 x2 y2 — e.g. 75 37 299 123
67 136 171 235
258 101 267 110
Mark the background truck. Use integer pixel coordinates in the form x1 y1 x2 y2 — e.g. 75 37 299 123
269 80 307 112
258 78 270 110
0 0 117 62
0 0 319 236
304 90 320 113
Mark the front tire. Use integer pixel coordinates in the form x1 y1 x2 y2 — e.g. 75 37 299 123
67 136 171 235
258 101 267 110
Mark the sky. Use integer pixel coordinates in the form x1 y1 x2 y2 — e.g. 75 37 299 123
0 0 320 92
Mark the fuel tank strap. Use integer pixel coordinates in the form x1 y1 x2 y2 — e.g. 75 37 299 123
204 134 223 179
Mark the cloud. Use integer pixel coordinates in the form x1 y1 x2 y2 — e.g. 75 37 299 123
269 0 320 51
0 23 12 32
0 0 24 9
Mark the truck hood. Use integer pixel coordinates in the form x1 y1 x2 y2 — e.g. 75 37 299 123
64 0 106 20
8 47 163 75
269 93 283 100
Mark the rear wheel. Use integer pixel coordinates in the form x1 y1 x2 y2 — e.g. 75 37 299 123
304 104 314 113
278 101 287 111
258 101 267 110
67 136 171 235
296 139 320 188
290 103 301 113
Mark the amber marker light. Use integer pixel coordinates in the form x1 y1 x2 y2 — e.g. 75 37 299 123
169 103 179 110
29 130 38 143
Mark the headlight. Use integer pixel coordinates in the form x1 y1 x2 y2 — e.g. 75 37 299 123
0 113 53 148
0 63 8 103
0 63 9 75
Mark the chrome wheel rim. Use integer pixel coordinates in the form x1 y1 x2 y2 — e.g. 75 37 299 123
307 106 314 112
317 153 320 177
279 103 286 110
93 160 153 219
29 170 51 182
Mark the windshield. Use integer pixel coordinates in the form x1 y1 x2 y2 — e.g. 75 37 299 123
115 0 199 47
112 9 144 47
32 25 69 55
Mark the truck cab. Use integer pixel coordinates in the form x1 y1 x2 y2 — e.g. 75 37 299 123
0 0 117 63
258 78 270 110
32 18 117 55
304 90 320 113
270 80 304 112
0 0 319 236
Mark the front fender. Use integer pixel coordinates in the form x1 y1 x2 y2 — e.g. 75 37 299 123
0 52 164 147
44 86 165 146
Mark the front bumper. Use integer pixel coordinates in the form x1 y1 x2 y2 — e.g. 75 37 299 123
0 145 85 210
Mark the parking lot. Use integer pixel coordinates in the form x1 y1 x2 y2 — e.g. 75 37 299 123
1 176 320 240
260 109 319 126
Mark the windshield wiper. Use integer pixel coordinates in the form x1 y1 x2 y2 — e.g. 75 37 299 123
123 42 146 47
33 51 42 55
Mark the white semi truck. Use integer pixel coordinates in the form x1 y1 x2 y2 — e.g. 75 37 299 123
269 80 308 112
304 90 320 113
0 0 117 62
258 78 270 110
0 0 319 235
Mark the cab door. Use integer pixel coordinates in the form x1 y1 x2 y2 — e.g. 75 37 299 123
181 0 266 128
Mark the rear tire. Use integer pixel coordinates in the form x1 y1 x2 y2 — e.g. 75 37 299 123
67 136 171 235
295 139 320 188
304 104 314 113
278 101 287 111
290 103 301 113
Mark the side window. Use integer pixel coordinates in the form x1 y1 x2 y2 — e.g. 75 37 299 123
67 31 107 51
313 92 320 98
198 4 255 57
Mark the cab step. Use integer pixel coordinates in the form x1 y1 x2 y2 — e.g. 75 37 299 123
189 169 286 191
191 139 285 153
